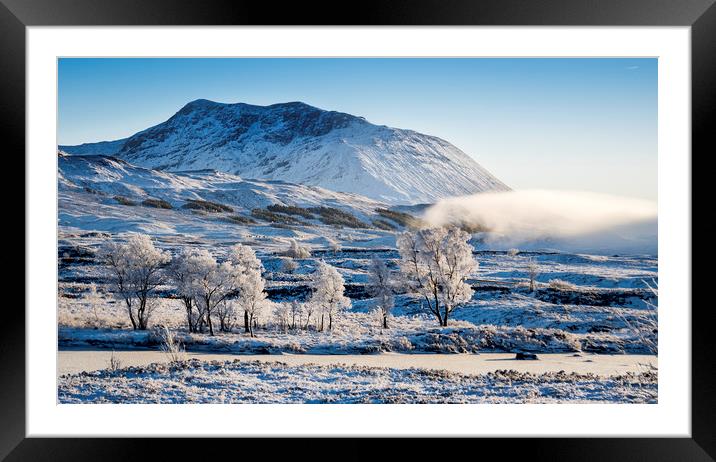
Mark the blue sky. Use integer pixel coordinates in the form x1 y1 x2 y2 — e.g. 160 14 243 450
58 58 657 199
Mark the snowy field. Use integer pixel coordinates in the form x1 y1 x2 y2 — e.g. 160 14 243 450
59 233 658 356
57 157 658 404
58 358 657 404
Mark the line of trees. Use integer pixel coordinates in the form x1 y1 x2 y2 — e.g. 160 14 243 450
100 234 356 335
99 225 480 334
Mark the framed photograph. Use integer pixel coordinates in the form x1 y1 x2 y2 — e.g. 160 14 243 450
8 0 713 458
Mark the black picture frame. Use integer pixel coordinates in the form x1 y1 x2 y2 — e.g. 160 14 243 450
5 0 713 459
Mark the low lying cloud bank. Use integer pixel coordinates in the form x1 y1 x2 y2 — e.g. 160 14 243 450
424 190 657 255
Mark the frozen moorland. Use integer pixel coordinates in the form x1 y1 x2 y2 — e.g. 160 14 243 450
58 358 657 404
57 124 657 404
59 225 657 356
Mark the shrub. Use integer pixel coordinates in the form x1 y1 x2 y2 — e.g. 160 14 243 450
280 257 299 273
224 215 256 225
84 186 104 195
371 219 397 230
548 279 578 291
114 195 137 206
142 198 173 209
182 199 233 213
267 204 315 219
107 351 123 371
325 237 341 253
283 239 311 258
156 326 186 364
375 208 420 228
309 206 368 228
251 208 305 225
394 336 414 351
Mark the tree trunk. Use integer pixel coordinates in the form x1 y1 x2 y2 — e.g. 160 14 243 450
137 298 147 330
383 314 388 329
431 293 444 327
244 310 250 333
206 299 214 336
329 313 333 330
184 299 194 333
434 310 444 327
319 314 324 332
126 300 137 330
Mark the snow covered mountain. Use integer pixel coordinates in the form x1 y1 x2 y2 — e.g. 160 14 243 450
60 100 509 204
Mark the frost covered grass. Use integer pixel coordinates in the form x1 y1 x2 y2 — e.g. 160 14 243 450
57 358 657 404
59 284 658 355
57 209 658 357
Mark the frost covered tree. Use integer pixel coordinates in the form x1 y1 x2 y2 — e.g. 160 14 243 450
303 300 316 330
241 270 269 337
189 249 238 336
367 258 394 328
397 226 477 327
84 283 104 328
273 302 291 333
100 234 170 330
526 259 540 292
289 300 302 330
284 238 310 259
167 248 206 332
229 244 269 337
310 261 351 331
216 299 238 332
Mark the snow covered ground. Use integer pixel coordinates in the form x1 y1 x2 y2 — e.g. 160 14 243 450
56 153 658 404
59 243 658 355
57 358 657 404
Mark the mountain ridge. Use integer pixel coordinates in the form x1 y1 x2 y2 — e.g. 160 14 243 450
60 100 509 204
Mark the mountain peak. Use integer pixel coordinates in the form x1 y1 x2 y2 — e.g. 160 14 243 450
186 98 217 106
59 100 509 204
267 101 315 110
176 98 222 115
179 99 318 113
